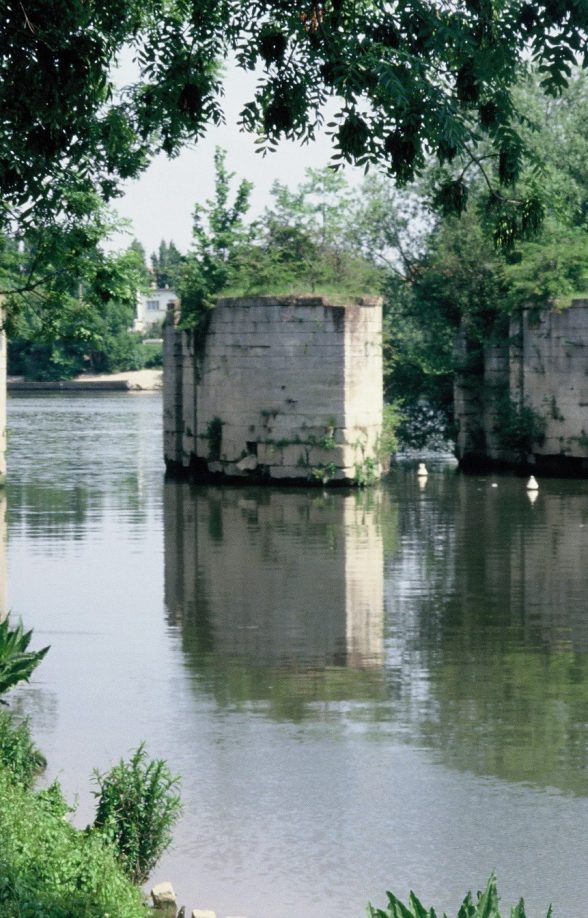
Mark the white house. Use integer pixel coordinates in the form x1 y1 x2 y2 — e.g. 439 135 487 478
134 285 178 333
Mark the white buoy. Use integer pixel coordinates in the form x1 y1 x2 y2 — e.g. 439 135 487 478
526 475 539 491
417 462 428 477
491 482 498 488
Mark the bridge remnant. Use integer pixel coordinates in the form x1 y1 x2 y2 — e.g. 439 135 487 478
455 299 588 474
164 295 383 485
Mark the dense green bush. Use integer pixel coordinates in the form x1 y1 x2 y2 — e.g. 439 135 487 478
0 767 148 918
140 340 163 368
0 711 45 788
368 874 552 918
378 402 403 464
92 743 182 884
494 391 546 455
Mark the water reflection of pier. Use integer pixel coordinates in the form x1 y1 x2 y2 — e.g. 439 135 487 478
164 483 385 717
389 470 588 794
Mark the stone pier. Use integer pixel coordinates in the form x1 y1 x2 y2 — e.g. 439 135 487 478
164 295 383 485
455 299 588 474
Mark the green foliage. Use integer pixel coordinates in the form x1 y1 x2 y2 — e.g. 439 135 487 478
380 214 491 438
0 618 49 702
354 456 378 488
92 743 182 884
0 767 148 917
494 391 546 455
5 233 150 380
140 340 163 368
376 72 588 442
0 711 46 788
377 403 403 463
504 224 588 311
254 168 383 296
2 0 588 284
310 462 338 484
178 148 253 330
178 156 383 342
151 239 183 289
367 874 552 918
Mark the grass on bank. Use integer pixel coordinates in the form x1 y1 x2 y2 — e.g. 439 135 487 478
0 764 148 918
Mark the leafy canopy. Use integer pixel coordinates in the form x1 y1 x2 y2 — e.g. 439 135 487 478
2 0 588 238
2 213 150 379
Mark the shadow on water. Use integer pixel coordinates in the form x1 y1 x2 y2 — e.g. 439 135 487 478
163 482 395 722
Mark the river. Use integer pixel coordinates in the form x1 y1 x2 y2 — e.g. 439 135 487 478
6 392 588 918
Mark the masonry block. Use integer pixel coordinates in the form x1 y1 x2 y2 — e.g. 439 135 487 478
164 295 383 485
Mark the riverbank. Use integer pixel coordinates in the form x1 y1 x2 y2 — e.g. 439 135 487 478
7 369 163 392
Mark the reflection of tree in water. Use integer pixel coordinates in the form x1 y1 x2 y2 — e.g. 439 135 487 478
164 482 392 722
388 470 588 795
7 482 103 543
7 395 162 543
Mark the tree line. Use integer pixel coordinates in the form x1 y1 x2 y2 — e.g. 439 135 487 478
5 72 588 444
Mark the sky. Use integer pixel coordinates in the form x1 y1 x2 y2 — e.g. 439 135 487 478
111 59 365 258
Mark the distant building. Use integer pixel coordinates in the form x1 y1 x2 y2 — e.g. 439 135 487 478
134 285 178 333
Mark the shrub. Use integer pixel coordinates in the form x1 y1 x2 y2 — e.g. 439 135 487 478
0 767 148 917
0 710 45 788
494 391 546 455
368 874 553 918
0 617 49 701
377 401 403 464
92 743 182 884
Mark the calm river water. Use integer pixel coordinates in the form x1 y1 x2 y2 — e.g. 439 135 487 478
6 392 588 918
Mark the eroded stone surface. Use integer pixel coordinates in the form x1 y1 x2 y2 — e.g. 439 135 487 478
455 299 588 473
164 296 383 486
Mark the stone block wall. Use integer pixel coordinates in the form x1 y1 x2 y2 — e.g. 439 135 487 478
455 299 588 473
164 295 383 485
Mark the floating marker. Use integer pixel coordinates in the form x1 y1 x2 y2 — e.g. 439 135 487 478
526 475 539 491
417 462 428 477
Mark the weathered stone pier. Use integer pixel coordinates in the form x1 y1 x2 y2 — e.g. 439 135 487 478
164 295 383 485
455 299 588 475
